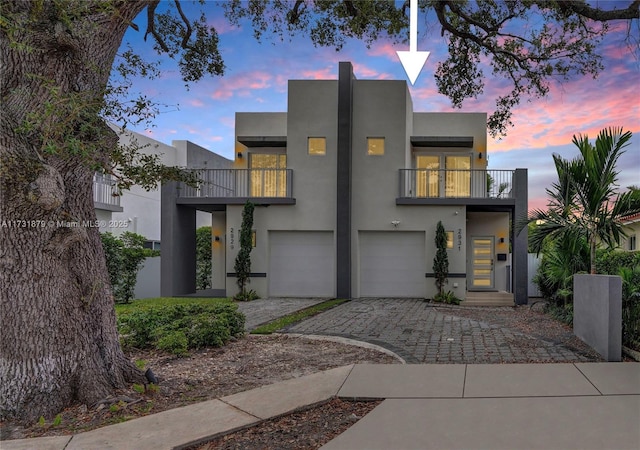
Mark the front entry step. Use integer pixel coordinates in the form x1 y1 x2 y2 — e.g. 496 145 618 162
463 291 514 307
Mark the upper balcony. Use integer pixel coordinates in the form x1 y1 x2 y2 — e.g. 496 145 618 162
397 169 518 207
175 168 295 207
93 174 123 212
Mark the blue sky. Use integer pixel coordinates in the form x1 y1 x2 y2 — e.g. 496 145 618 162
116 2 639 211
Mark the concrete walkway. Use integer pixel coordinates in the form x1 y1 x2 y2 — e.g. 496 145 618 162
285 298 596 363
5 363 638 450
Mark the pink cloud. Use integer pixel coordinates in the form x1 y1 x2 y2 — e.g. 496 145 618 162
189 98 205 107
210 71 273 100
352 62 393 80
301 66 336 80
367 42 399 61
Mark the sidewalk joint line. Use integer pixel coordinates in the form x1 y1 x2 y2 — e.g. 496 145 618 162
462 364 468 397
218 398 263 421
573 363 603 395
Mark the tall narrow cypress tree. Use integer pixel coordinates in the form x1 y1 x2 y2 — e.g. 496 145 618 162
234 201 255 299
433 221 449 297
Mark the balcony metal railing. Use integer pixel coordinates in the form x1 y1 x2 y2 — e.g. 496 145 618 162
178 169 293 199
93 174 121 207
399 169 515 199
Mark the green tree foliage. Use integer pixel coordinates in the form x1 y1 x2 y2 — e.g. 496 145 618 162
234 201 256 300
526 128 640 274
100 232 158 304
433 220 449 296
196 226 213 290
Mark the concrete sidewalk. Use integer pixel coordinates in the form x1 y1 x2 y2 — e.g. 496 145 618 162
3 363 639 450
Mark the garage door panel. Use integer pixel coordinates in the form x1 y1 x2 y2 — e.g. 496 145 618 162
269 231 334 297
359 231 425 297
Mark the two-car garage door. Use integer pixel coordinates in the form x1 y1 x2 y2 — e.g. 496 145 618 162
359 231 425 297
269 231 334 297
268 230 425 298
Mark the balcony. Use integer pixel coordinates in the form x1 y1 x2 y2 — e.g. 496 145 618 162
93 174 123 211
176 169 295 205
398 169 516 206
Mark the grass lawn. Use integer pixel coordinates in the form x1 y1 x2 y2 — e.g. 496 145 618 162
115 297 232 316
251 299 349 334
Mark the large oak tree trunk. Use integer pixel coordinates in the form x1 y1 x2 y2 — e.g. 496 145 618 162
1 1 147 423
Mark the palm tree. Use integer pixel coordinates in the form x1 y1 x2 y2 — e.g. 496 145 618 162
527 127 640 274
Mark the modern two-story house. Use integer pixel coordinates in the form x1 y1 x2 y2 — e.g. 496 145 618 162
161 62 528 304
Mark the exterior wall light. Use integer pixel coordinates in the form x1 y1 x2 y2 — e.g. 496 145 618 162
478 152 483 160
214 236 220 242
237 152 243 158
500 237 505 243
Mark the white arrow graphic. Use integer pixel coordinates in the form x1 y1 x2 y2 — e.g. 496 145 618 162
396 0 429 85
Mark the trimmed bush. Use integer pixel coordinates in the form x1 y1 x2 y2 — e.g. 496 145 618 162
118 303 245 355
196 226 213 290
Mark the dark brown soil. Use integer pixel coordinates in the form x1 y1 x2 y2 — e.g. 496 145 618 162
190 399 382 450
0 334 397 441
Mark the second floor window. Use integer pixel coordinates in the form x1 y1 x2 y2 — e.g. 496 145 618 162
367 137 385 155
249 153 287 197
308 137 326 155
415 154 471 198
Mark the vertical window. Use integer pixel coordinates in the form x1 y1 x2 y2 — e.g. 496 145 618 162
416 155 440 197
308 137 326 155
445 155 471 197
367 137 385 155
630 234 637 251
446 231 454 249
249 153 287 197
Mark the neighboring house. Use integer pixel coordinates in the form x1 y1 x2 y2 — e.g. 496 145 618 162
620 213 639 251
161 62 528 304
93 126 231 298
94 126 232 247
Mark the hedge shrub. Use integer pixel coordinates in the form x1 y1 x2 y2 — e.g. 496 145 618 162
118 303 245 355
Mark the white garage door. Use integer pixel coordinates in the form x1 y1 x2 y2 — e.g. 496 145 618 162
359 231 425 297
269 231 334 297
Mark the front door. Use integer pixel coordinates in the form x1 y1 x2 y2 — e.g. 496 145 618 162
471 236 494 290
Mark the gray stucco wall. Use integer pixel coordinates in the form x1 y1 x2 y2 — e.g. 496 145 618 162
574 274 622 362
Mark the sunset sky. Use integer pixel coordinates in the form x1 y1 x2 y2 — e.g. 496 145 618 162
116 2 640 211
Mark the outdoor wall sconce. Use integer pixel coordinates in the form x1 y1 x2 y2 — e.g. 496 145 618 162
478 152 483 160
214 236 220 242
237 152 243 158
499 237 505 243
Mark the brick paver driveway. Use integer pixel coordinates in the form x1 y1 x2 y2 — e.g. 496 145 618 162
284 298 599 364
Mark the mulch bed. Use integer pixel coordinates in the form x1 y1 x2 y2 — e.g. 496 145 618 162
190 399 381 450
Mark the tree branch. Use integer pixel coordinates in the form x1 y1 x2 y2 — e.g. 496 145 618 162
173 0 193 49
553 0 640 21
144 0 169 52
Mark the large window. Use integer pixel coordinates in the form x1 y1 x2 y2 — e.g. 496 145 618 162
630 234 637 251
308 137 326 155
367 137 385 155
249 153 287 197
414 153 471 198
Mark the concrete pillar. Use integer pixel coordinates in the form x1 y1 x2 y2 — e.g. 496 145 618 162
513 168 528 305
336 61 354 299
161 182 196 296
574 274 622 362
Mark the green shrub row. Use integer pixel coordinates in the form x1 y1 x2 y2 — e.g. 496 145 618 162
118 303 245 355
